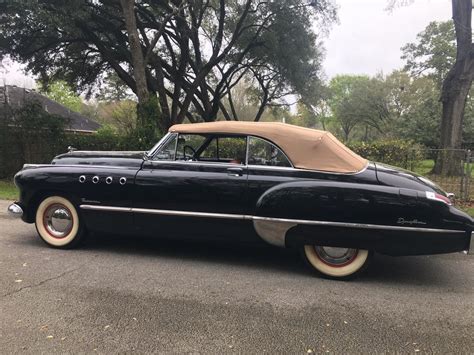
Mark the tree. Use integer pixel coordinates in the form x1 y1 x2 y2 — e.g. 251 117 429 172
40 81 83 113
298 84 333 130
328 75 389 141
385 71 442 147
95 73 134 102
0 0 336 131
401 21 456 88
395 1 474 175
97 100 138 135
436 0 474 175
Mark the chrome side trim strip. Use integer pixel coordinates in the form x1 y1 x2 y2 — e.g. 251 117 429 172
80 204 249 220
132 208 249 220
79 204 465 234
252 216 464 233
80 205 132 213
23 164 139 170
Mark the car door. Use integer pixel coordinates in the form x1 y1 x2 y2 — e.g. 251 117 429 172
134 133 252 239
245 136 297 215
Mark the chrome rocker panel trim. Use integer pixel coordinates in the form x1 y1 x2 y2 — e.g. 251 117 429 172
80 204 467 247
7 203 23 219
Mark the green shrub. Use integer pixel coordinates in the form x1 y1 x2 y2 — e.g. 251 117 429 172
348 139 425 170
63 127 164 152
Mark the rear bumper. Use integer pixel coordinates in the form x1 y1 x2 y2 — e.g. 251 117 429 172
7 203 23 219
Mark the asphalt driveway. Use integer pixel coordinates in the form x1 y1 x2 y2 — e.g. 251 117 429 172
0 200 473 354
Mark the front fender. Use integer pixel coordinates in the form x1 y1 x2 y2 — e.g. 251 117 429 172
14 165 139 223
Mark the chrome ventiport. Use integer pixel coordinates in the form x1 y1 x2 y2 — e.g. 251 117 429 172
79 175 86 183
7 203 23 219
92 176 100 184
106 176 113 185
119 177 127 185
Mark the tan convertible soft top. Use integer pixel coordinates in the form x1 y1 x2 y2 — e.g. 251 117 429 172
169 121 368 174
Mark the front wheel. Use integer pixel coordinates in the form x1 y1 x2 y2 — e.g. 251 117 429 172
35 196 85 249
302 245 371 280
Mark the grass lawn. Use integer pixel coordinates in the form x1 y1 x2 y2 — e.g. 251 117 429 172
412 159 474 177
412 159 434 176
458 205 474 217
0 180 18 200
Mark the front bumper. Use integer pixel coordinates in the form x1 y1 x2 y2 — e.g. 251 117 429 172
7 203 23 219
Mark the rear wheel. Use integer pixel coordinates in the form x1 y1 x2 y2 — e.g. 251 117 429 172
302 245 371 280
35 196 85 249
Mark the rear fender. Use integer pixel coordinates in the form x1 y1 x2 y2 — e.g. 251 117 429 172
252 180 469 253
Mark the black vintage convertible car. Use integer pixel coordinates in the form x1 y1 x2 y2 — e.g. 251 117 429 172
8 121 473 279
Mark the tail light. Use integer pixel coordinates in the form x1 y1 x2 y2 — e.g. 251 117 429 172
426 191 452 205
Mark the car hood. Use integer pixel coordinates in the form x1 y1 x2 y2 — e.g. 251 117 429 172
51 150 145 168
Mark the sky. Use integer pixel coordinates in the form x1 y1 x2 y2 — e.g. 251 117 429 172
322 0 452 78
0 0 453 89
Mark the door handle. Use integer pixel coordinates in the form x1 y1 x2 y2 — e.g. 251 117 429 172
227 167 244 177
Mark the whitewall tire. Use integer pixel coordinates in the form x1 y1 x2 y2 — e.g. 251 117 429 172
35 196 84 248
302 245 371 280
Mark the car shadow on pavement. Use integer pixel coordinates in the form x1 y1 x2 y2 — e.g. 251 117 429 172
11 231 465 285
85 232 309 276
360 253 464 287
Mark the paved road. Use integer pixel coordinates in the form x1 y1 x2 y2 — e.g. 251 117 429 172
0 200 473 354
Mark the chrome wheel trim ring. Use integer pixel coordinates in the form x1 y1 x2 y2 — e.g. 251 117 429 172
313 246 358 266
42 204 73 239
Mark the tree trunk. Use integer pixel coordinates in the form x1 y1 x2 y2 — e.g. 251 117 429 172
435 63 474 174
433 0 474 175
120 0 157 134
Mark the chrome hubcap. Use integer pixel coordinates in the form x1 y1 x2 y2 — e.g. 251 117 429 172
314 246 358 266
43 204 73 238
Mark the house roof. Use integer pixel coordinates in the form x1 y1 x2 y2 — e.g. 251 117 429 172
169 121 368 174
0 85 101 132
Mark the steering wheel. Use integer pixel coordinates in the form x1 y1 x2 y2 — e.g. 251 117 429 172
183 145 197 161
